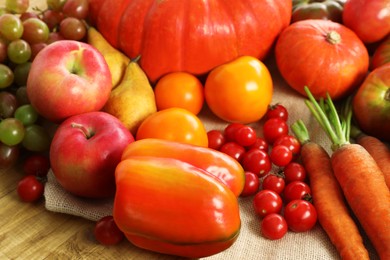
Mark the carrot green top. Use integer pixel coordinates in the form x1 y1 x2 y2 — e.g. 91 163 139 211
293 86 352 152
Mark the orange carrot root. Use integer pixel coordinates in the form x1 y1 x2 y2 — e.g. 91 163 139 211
356 135 390 190
331 144 390 260
301 142 370 260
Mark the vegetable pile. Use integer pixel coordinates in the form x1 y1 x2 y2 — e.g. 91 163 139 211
88 0 292 82
292 87 390 260
0 0 390 259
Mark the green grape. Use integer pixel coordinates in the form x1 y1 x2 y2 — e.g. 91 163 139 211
13 62 31 86
0 118 25 146
22 18 50 44
0 7 8 16
14 104 38 126
7 39 31 64
0 64 14 89
22 124 51 152
6 0 30 14
0 14 24 41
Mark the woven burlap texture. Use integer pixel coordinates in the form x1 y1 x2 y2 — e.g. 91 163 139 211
44 59 379 260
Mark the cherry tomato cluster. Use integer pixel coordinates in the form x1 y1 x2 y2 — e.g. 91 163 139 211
16 154 50 203
207 103 317 240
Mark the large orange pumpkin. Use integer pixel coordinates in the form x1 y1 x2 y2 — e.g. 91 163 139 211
88 0 291 83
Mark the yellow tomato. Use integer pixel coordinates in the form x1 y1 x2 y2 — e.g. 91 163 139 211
154 72 205 115
204 56 273 124
136 108 208 147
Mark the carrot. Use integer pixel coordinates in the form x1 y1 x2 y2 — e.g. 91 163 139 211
291 120 370 260
303 86 390 260
351 128 390 190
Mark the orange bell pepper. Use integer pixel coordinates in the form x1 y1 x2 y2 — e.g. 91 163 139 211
121 138 245 197
114 156 241 258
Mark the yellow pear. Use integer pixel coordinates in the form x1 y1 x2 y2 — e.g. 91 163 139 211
87 27 130 89
103 59 157 135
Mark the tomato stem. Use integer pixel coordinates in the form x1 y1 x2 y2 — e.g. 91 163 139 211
326 31 341 45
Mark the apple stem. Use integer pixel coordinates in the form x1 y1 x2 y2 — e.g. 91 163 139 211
69 48 85 75
386 88 390 102
71 123 94 139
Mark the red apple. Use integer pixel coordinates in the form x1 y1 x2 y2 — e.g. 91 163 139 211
353 63 390 142
26 40 112 123
50 111 134 198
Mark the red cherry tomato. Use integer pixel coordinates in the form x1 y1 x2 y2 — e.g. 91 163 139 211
263 118 289 144
266 104 288 121
261 213 288 240
223 123 245 141
241 148 272 177
207 129 226 150
253 189 283 218
283 162 307 183
283 181 311 203
262 173 285 194
273 135 301 157
270 145 293 167
247 136 269 152
23 154 50 177
219 141 246 161
284 199 317 232
240 171 260 197
17 175 44 202
234 125 257 147
94 216 124 245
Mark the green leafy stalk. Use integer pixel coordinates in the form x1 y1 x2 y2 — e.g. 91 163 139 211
304 88 339 146
342 96 353 141
303 86 350 151
291 119 311 145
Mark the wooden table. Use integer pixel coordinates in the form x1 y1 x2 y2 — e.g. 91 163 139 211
2 164 180 259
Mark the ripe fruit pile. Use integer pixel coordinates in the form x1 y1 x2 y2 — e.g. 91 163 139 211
0 0 90 200
207 103 318 240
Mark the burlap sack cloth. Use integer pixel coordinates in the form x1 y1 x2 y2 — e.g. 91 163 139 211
44 58 379 259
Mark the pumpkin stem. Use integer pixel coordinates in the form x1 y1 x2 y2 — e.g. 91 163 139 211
326 31 341 45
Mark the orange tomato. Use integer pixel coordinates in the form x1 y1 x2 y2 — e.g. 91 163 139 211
154 72 205 115
204 56 273 124
136 108 208 147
